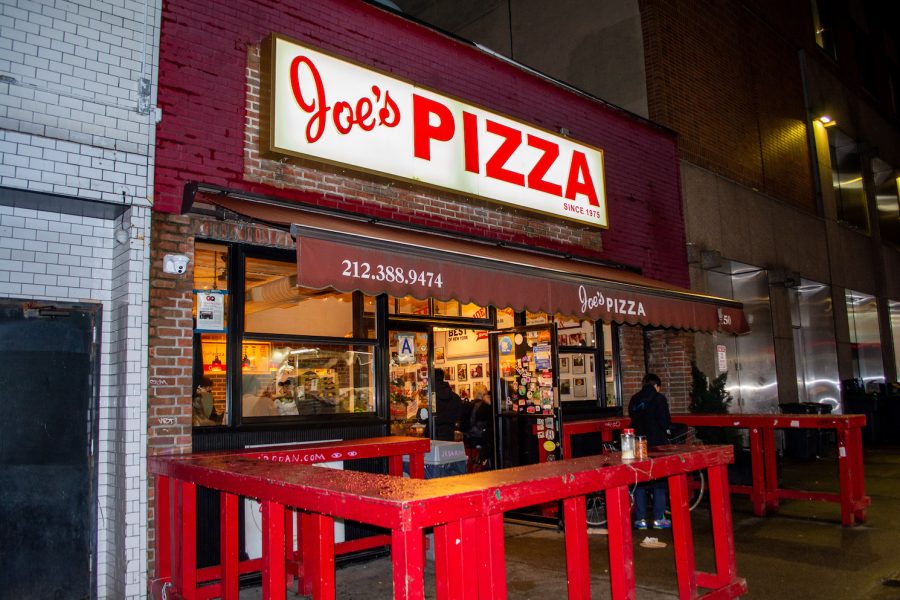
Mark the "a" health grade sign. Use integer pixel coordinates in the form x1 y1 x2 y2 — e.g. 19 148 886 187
263 34 608 227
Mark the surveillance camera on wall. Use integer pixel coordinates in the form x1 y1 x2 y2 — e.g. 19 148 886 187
163 254 190 275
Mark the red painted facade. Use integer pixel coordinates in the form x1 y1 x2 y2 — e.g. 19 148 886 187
155 0 689 287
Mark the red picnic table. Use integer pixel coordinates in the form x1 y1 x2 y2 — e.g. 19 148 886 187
150 440 746 600
561 413 870 526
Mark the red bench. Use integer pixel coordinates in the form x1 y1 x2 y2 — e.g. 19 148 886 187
150 441 746 599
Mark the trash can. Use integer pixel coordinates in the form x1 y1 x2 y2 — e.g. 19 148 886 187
403 440 468 478
780 402 833 459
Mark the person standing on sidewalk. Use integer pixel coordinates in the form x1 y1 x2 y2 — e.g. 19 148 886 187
628 373 673 529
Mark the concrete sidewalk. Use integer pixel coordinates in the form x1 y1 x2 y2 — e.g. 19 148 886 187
240 446 900 599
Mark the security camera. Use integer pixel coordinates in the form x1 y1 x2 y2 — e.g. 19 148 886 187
163 254 190 275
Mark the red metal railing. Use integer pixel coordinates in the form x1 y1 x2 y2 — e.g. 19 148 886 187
150 439 746 599
561 413 870 526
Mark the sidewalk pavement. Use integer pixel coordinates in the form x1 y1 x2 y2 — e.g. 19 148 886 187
240 446 900 599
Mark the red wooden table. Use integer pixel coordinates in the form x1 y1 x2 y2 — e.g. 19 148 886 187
150 442 746 600
562 413 870 526
151 436 430 599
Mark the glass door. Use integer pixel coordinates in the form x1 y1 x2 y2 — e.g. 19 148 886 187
491 325 558 468
388 329 431 437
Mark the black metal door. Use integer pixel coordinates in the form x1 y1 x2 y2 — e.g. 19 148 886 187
0 303 98 599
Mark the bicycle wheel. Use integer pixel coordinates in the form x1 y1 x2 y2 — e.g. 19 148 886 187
585 493 607 527
666 470 706 515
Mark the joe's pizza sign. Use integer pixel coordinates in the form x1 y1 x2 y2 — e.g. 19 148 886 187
264 34 608 227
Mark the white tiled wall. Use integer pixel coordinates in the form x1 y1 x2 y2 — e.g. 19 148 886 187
0 1 159 598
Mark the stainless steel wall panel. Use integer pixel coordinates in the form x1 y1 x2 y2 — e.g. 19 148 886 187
792 280 841 410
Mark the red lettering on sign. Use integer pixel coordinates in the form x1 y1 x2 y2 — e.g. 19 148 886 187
565 150 599 206
485 119 524 186
413 94 454 160
290 56 400 143
526 134 562 197
463 111 480 173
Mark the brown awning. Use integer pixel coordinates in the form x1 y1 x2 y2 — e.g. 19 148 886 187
203 194 748 334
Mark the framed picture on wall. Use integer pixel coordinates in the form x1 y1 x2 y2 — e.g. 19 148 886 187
558 333 570 346
434 346 445 363
470 363 483 379
457 364 468 382
573 377 587 398
458 383 471 399
559 357 570 374
444 366 455 381
560 378 572 396
572 355 585 374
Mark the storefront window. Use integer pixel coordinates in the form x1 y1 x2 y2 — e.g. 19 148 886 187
246 258 376 338
496 307 516 329
558 352 597 401
601 323 619 407
390 295 488 320
193 243 229 427
433 327 490 402
241 342 375 418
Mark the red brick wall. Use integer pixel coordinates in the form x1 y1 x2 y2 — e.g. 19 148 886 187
640 0 815 212
645 329 694 413
619 325 693 413
156 0 691 288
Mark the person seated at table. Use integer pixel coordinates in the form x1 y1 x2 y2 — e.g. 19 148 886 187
242 375 277 417
629 372 672 529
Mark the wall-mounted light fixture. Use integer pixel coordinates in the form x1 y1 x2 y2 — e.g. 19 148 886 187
816 114 837 128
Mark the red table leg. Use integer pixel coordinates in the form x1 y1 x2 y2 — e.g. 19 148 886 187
668 474 697 599
261 501 287 600
388 455 403 477
300 513 335 600
849 426 867 523
219 492 239 600
762 426 780 513
464 514 506 600
605 485 635 600
174 481 197 600
433 520 469 600
408 453 425 479
563 495 591 599
748 427 766 516
391 528 426 600
707 464 738 588
154 475 171 581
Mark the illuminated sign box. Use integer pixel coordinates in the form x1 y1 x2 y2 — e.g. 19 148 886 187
263 34 608 228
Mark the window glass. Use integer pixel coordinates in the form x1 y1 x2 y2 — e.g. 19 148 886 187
890 300 900 378
496 307 516 329
525 311 549 325
388 295 430 316
845 289 885 387
828 128 869 232
872 158 900 245
555 314 596 347
811 0 837 60
241 342 376 418
246 257 376 338
601 323 619 407
195 333 228 426
558 353 597 402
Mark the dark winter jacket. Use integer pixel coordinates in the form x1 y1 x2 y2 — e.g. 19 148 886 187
434 380 463 441
627 384 672 448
